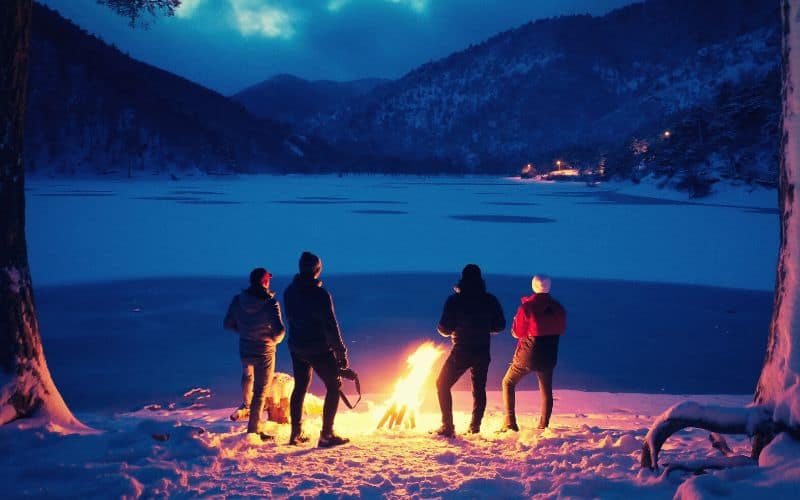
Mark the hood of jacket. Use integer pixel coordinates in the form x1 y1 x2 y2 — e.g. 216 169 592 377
238 286 274 313
521 292 549 304
454 276 486 295
292 273 323 289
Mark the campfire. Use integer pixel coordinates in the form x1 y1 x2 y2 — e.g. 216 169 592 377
376 342 444 430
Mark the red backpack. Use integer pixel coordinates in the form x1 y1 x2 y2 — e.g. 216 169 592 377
527 294 566 336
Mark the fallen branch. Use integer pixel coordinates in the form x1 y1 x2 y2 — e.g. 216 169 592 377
640 402 773 470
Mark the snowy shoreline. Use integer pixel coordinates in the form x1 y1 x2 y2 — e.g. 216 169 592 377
0 389 776 499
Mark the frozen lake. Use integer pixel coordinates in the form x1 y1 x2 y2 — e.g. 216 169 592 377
26 175 777 289
25 175 778 411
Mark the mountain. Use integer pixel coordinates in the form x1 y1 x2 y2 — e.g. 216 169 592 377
25 4 334 176
231 74 388 125
304 0 780 185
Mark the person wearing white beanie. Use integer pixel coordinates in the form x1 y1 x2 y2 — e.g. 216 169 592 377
500 274 566 432
532 275 551 294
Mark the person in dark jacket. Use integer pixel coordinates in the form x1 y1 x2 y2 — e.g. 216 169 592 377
500 275 566 432
224 267 285 441
283 251 350 448
434 264 506 437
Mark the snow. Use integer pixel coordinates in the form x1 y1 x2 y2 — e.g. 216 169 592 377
5 388 796 499
675 433 800 499
25 175 778 290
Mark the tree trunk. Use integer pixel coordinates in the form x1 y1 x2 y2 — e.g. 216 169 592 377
753 0 800 451
0 0 82 428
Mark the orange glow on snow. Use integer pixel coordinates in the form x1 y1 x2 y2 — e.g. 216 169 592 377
376 342 444 429
550 168 580 177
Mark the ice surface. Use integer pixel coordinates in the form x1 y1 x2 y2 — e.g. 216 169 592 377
25 175 778 290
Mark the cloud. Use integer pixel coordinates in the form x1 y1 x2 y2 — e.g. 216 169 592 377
175 0 206 18
326 0 350 12
387 0 428 13
327 0 429 15
229 0 297 38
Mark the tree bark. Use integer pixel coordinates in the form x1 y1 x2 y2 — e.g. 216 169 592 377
753 0 800 453
0 0 81 428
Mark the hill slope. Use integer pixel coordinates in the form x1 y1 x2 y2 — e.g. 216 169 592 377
25 4 332 176
231 74 388 125
306 0 780 183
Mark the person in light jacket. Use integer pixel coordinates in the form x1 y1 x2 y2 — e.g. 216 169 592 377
224 267 285 441
500 275 566 431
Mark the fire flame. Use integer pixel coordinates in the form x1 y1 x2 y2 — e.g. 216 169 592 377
376 342 444 430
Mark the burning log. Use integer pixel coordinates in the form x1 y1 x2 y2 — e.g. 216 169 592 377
375 342 444 431
378 403 413 430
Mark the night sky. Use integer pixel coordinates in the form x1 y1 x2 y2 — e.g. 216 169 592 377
39 0 636 95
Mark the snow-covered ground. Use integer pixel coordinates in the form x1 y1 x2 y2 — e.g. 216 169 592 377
3 389 798 499
10 175 791 498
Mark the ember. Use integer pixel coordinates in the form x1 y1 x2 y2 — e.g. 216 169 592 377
376 342 444 430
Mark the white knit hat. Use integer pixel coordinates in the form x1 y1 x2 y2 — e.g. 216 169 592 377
532 275 551 294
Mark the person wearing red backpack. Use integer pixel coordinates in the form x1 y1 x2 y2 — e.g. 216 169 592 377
500 275 566 432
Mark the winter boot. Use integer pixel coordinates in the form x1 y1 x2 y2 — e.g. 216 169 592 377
318 432 350 448
430 425 455 438
498 415 519 433
245 431 274 444
230 404 250 422
289 427 310 446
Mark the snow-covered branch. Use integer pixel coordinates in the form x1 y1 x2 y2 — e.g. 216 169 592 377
640 402 773 470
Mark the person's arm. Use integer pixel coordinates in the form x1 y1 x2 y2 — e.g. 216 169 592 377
511 305 526 339
437 296 457 337
321 290 348 367
223 297 238 332
490 295 506 334
554 300 567 333
271 299 286 344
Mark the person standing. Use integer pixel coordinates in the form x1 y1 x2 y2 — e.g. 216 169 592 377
224 267 285 441
435 264 506 437
284 251 350 448
500 275 566 432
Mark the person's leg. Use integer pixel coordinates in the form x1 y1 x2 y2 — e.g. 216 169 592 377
241 360 254 408
247 351 276 434
468 358 489 432
289 352 313 440
311 352 342 437
435 350 470 433
535 368 554 428
501 362 530 430
230 359 254 421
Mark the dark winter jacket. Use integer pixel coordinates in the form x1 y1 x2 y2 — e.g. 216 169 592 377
511 293 566 371
283 274 347 362
224 286 285 358
437 277 506 353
